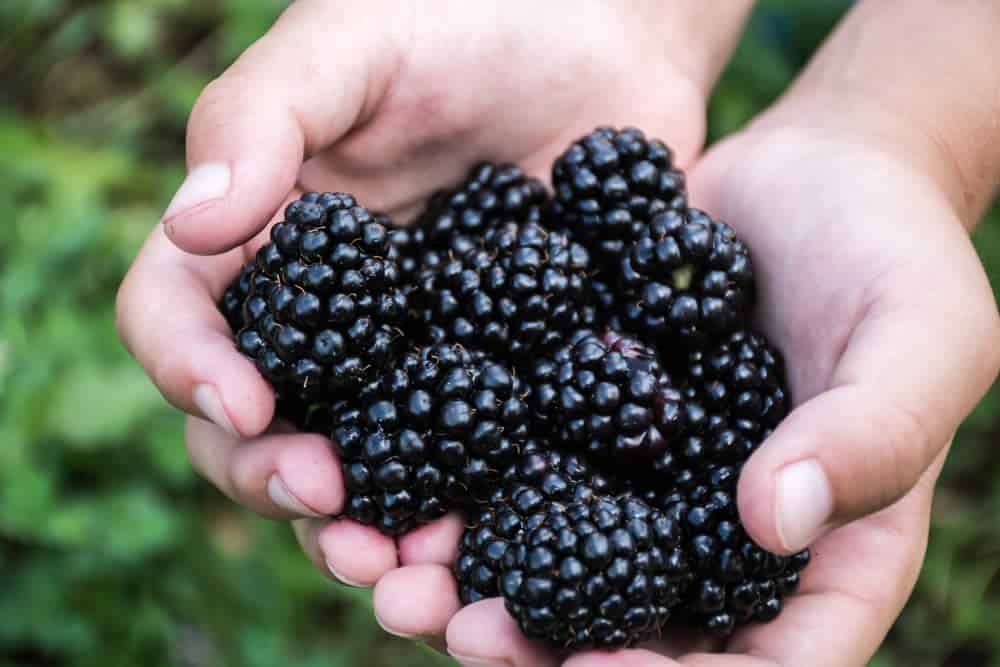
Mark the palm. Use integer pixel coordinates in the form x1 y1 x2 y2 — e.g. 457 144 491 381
289 2 705 224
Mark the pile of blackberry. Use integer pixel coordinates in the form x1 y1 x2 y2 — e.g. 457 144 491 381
219 127 810 652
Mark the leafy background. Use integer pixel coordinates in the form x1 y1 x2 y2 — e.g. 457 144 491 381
1 1 997 665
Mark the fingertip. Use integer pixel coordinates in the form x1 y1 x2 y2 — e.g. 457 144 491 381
446 598 557 667
373 564 460 639
398 512 464 565
274 434 343 515
319 519 398 586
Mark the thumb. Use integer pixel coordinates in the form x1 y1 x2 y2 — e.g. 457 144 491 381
161 1 401 255
738 245 1000 554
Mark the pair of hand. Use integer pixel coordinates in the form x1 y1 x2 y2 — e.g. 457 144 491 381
116 2 999 665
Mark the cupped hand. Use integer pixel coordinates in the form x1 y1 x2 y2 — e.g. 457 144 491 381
115 0 720 627
413 122 999 665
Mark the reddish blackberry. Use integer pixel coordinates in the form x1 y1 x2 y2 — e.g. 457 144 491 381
499 494 691 649
328 342 530 535
413 221 592 355
455 445 622 604
419 162 548 254
228 193 408 411
528 329 686 460
551 127 686 269
640 464 810 638
618 207 754 344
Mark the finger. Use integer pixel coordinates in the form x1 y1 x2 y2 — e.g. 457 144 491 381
398 513 465 566
564 650 684 667
446 598 559 667
740 251 999 553
721 452 939 667
116 226 274 437
373 564 462 639
185 417 343 519
162 1 405 255
293 517 399 587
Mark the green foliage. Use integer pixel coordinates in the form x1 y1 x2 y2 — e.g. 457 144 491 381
0 1 996 665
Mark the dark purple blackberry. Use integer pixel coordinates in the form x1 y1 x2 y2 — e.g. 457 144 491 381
650 330 789 482
618 207 754 345
328 342 530 536
640 464 810 638
419 162 548 253
551 126 686 269
528 329 686 461
413 221 592 355
499 494 691 649
455 445 622 604
379 212 429 285
219 264 255 332
227 193 408 415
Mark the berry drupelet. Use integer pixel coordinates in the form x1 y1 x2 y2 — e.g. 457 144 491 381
418 161 548 254
414 221 592 355
228 193 409 416
640 464 810 638
327 342 530 536
618 207 755 345
499 494 692 650
455 444 622 604
528 329 686 461
551 126 686 269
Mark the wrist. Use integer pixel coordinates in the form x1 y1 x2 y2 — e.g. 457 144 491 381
753 90 998 232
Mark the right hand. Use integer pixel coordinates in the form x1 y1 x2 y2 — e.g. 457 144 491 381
115 0 736 652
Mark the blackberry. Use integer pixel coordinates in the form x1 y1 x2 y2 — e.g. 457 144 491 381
528 329 686 460
419 162 548 253
328 342 530 535
228 193 408 413
499 494 691 649
551 126 686 268
219 264 255 332
414 221 592 355
650 329 789 481
618 207 754 344
380 213 429 285
640 464 810 638
455 445 622 604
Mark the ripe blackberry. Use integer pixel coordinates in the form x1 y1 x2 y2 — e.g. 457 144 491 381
229 193 408 411
618 207 754 344
413 221 592 355
379 212 432 286
219 264 255 332
551 126 686 268
640 464 810 638
419 162 548 253
328 342 530 535
528 329 686 460
650 330 789 481
455 445 622 604
499 494 691 649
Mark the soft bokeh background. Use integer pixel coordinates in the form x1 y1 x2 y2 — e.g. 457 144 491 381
2 1 998 665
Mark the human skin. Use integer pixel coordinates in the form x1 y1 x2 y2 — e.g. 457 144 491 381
115 1 1000 665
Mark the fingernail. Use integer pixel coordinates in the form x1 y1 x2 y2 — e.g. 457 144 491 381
326 557 365 587
163 162 231 222
374 612 416 639
192 384 239 437
775 459 833 551
267 474 322 517
447 653 510 667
